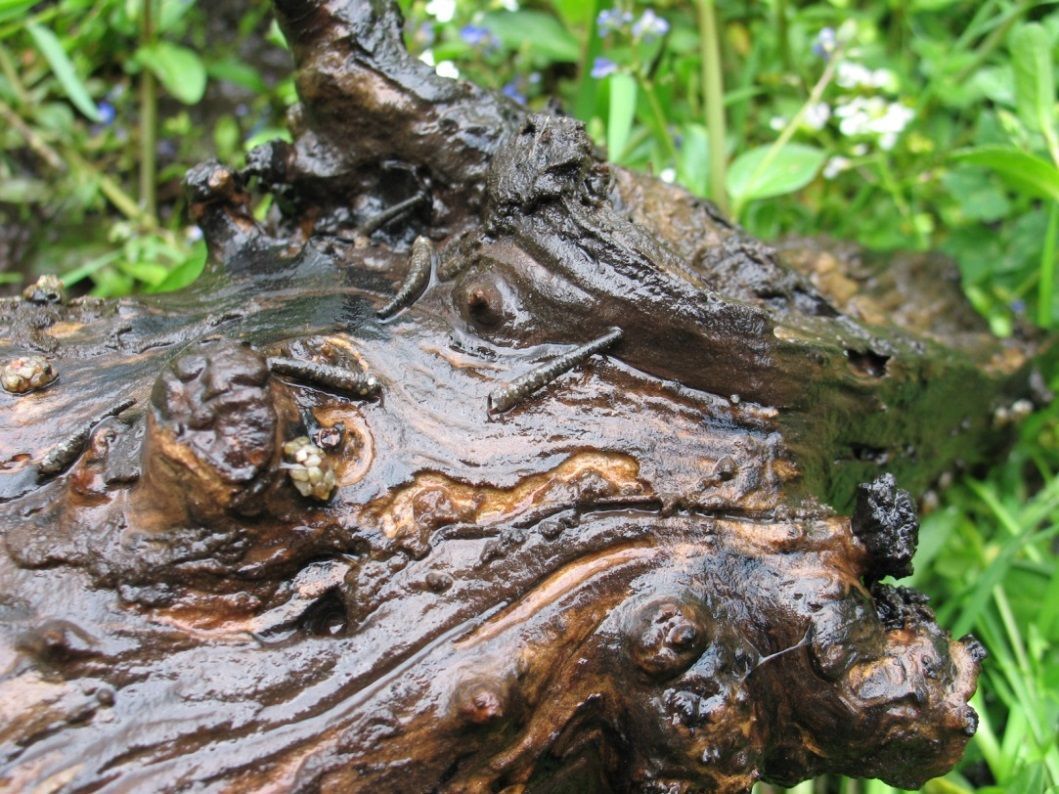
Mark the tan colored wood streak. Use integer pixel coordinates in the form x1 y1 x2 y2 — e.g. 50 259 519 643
455 542 661 649
361 452 647 540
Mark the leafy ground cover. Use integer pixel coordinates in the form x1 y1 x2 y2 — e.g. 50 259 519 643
1 1 1057 791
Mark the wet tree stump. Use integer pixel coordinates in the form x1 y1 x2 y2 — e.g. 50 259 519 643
0 2 1047 791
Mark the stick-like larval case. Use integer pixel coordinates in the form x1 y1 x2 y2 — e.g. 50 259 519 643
0 1 1044 791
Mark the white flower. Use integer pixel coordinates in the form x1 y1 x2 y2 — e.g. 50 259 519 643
823 156 850 180
659 167 676 183
435 60 460 80
872 102 914 135
835 96 879 136
837 61 873 89
804 102 831 130
419 49 436 67
425 0 456 23
835 97 914 147
769 115 787 132
869 68 898 92
499 0 519 9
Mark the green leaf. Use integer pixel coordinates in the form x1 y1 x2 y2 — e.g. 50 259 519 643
213 115 241 160
941 168 1012 222
606 73 636 163
726 143 825 204
972 65 1016 108
0 0 38 24
922 779 972 794
482 11 580 63
149 242 207 293
571 0 602 120
157 0 195 35
1010 24 1056 136
89 267 133 298
678 123 710 198
27 23 101 122
207 58 267 94
245 126 293 152
60 251 122 288
118 258 170 287
547 0 587 30
137 41 207 105
911 0 962 9
1006 762 1046 794
952 146 1059 203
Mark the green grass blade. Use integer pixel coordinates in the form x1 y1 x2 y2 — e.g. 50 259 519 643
1011 24 1056 137
27 22 101 122
1038 202 1058 327
952 147 1059 204
0 0 36 24
606 73 636 163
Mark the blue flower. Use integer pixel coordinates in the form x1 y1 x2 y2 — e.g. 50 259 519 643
597 8 632 35
632 9 669 41
812 27 837 60
460 24 498 50
502 81 526 104
591 56 618 79
97 101 116 126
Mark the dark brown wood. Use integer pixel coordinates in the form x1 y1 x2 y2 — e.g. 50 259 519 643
0 2 1044 791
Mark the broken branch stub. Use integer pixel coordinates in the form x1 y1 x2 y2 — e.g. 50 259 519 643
0 1 1044 791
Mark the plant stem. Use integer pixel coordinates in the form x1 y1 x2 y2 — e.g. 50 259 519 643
66 148 157 229
140 0 158 223
732 50 839 218
638 76 680 167
1039 202 1059 327
876 157 925 249
696 0 729 215
0 43 29 106
953 0 1035 85
775 0 791 71
0 97 64 170
573 0 603 122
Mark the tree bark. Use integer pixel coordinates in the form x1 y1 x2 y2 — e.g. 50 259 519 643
0 2 1045 791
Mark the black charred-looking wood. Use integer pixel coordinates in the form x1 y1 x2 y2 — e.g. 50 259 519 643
0 0 1047 792
852 474 920 582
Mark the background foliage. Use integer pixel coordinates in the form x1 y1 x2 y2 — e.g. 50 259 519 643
1 1 1057 791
